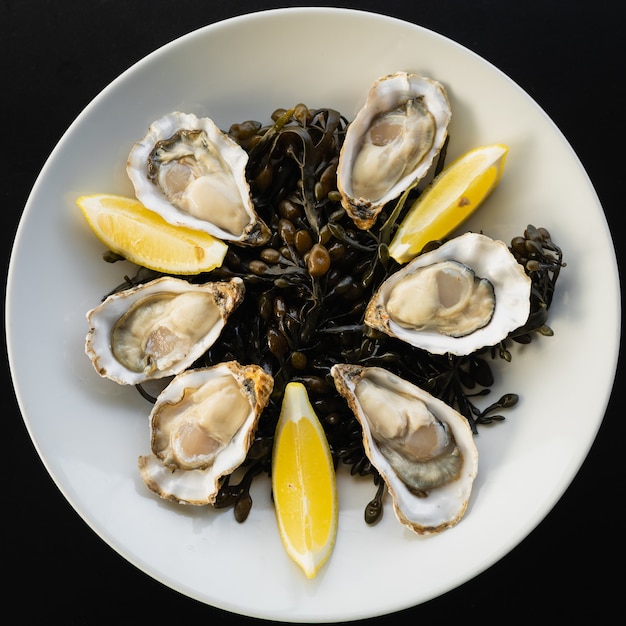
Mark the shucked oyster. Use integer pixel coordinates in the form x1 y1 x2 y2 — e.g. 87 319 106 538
337 72 451 229
138 361 274 505
127 111 271 246
85 276 244 385
331 364 478 535
365 232 532 356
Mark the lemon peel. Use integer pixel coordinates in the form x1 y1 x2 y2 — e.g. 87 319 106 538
388 143 508 263
77 193 228 275
272 382 338 579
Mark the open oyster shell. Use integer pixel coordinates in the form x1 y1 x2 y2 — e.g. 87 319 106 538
138 361 274 505
365 232 532 356
85 276 244 385
127 111 271 246
337 72 451 229
331 363 478 535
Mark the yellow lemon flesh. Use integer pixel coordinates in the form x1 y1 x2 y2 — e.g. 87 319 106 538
77 193 228 275
272 382 338 579
388 144 508 264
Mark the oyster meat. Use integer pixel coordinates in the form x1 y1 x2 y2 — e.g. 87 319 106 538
331 364 478 535
365 232 532 355
127 111 271 245
138 361 274 505
85 276 245 385
337 72 451 229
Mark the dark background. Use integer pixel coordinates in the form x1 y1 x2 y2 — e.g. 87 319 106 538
3 1 624 623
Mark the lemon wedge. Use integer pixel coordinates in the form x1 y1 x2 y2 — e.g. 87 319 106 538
272 382 338 579
77 193 228 275
388 143 508 263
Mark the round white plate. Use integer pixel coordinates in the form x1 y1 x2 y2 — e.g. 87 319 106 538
6 8 619 623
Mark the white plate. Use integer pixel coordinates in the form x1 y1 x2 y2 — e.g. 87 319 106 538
6 8 620 623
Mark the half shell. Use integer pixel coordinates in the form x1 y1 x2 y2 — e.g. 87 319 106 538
127 111 271 246
138 361 274 505
337 72 451 229
365 232 531 356
331 363 478 535
85 276 245 385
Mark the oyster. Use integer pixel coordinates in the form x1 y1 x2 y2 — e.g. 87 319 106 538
127 111 271 245
85 276 245 385
138 361 274 505
337 72 451 229
331 364 478 535
365 232 532 356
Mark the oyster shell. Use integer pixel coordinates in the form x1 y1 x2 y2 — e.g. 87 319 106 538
331 364 478 535
337 72 451 229
138 361 274 505
365 232 532 356
127 111 271 246
85 276 244 385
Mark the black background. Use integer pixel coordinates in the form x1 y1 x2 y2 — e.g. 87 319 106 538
3 1 624 623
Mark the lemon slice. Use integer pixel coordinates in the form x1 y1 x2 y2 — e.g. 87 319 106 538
77 193 228 275
272 382 338 579
388 143 509 263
